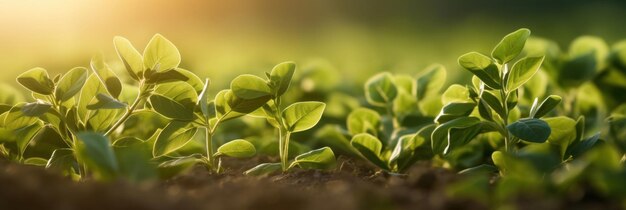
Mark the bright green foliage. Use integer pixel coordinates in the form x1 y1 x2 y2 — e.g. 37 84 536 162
215 139 256 158
492 28 530 64
282 102 326 133
241 62 335 174
506 118 551 143
143 34 181 72
16 67 55 95
365 72 398 106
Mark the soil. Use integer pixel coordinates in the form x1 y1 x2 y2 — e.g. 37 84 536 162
0 156 620 210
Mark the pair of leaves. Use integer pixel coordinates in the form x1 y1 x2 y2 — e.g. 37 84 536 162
114 34 180 80
231 62 296 100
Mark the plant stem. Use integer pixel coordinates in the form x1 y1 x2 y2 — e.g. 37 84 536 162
104 81 147 136
205 126 215 172
500 64 512 153
281 131 291 171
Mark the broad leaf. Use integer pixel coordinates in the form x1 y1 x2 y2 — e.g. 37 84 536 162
435 102 476 123
269 61 296 96
492 28 531 64
506 56 544 93
90 54 123 98
153 121 198 157
21 99 52 116
150 82 197 120
458 52 501 89
113 36 144 80
143 34 180 72
346 108 380 136
289 147 336 170
55 67 89 101
282 102 326 133
157 154 203 179
350 133 388 170
507 118 551 143
215 139 256 158
244 162 282 176
87 93 127 110
431 117 481 155
76 132 119 180
364 72 397 106
231 74 272 99
532 95 562 118
481 91 505 119
16 67 54 95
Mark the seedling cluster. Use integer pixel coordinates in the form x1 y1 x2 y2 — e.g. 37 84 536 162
1 28 625 206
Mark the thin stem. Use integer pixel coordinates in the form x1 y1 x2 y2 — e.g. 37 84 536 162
500 64 512 153
386 104 400 129
104 81 147 136
281 132 291 171
205 126 215 172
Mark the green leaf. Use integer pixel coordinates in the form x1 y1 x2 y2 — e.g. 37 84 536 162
87 93 127 110
389 134 424 168
143 34 180 72
269 61 296 96
24 157 48 166
21 99 52 116
223 90 270 115
350 133 388 170
458 52 501 89
506 56 544 93
145 69 190 84
153 121 198 157
566 133 601 158
289 147 336 170
415 64 447 100
113 137 144 147
175 68 205 93
16 67 54 95
442 84 471 104
569 36 608 71
46 148 77 176
364 72 398 106
532 95 562 118
492 28 531 64
4 103 39 130
507 118 551 143
90 54 123 98
434 102 476 124
150 82 197 120
55 67 89 102
75 132 119 180
282 101 326 133
231 74 272 100
215 139 256 158
431 117 481 155
544 117 577 156
481 91 505 119
346 108 380 136
113 36 144 80
244 162 282 176
15 123 44 156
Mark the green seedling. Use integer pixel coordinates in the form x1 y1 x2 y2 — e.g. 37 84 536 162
345 66 446 173
239 62 336 175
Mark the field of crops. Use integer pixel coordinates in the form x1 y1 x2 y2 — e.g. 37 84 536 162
0 27 625 210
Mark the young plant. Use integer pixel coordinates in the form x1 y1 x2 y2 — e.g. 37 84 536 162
150 77 259 174
238 62 336 175
345 66 446 173
436 28 552 155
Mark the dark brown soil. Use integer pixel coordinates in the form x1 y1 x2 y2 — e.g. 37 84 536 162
0 156 618 210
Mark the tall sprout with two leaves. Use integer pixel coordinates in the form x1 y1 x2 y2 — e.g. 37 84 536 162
236 62 336 175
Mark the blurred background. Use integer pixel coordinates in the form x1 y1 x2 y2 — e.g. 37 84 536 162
1 0 625 89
